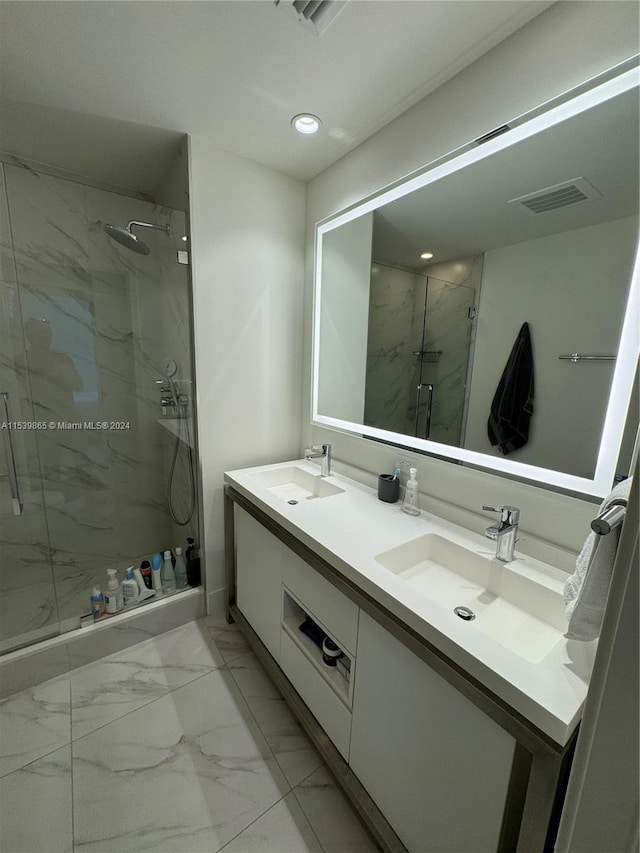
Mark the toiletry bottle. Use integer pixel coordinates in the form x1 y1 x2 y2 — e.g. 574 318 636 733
185 537 201 586
122 566 139 607
139 559 153 590
161 549 176 594
104 569 124 614
401 467 420 516
174 546 188 589
151 553 163 597
134 566 154 600
90 587 104 620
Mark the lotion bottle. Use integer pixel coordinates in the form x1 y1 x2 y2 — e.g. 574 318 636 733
401 467 420 516
90 587 104 620
161 550 176 594
174 547 187 589
122 566 139 607
151 553 163 597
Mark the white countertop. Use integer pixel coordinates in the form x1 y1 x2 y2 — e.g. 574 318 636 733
225 460 596 747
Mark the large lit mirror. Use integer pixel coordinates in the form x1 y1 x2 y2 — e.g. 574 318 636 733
312 64 639 498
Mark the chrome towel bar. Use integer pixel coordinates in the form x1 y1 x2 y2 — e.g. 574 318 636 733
590 504 626 535
558 353 616 363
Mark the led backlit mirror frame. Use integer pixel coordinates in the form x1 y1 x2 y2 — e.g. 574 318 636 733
312 66 640 498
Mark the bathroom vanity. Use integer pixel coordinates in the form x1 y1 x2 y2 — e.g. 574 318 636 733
224 461 594 853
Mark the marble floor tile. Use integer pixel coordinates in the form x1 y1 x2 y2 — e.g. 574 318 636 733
229 653 323 788
202 612 251 662
71 620 224 739
0 673 70 777
0 745 72 853
294 767 381 853
220 792 323 853
72 669 290 852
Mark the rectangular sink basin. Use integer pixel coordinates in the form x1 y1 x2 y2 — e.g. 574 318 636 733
250 466 344 503
375 534 567 664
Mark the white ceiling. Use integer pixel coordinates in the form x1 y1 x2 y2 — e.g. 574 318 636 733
0 0 552 194
372 86 640 268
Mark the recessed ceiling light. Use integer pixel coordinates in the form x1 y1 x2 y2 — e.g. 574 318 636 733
420 252 434 260
292 114 322 135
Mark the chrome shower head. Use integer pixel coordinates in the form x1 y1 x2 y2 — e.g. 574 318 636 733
104 220 170 255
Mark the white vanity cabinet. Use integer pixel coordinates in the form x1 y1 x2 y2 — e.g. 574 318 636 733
226 478 578 853
235 506 282 660
350 612 515 853
235 504 357 759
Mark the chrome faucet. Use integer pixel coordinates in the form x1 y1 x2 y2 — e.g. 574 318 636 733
483 505 520 562
305 443 332 477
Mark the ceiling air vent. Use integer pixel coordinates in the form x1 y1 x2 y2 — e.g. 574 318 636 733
475 125 511 145
275 0 347 36
509 177 602 216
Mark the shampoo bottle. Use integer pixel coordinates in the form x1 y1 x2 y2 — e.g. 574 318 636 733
151 553 163 597
104 569 124 614
90 587 104 620
139 559 153 590
161 550 176 594
401 467 420 516
174 547 187 589
122 566 139 607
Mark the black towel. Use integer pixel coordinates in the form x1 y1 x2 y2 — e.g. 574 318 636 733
487 322 534 455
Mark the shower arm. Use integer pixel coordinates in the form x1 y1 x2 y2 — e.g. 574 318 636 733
127 220 170 236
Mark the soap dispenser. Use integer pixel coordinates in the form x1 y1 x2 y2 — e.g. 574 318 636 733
104 569 124 614
122 566 139 607
401 467 420 516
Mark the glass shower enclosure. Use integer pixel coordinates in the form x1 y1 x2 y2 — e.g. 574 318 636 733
0 154 200 654
364 262 477 446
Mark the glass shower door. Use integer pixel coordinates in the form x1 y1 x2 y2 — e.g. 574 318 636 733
0 283 60 653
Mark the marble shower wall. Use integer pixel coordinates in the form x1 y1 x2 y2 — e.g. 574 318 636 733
0 157 197 650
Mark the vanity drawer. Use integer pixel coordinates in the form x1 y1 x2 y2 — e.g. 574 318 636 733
281 545 358 655
280 629 352 761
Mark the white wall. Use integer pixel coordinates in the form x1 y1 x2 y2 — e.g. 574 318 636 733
188 137 305 604
464 216 639 478
317 214 372 423
303 1 640 555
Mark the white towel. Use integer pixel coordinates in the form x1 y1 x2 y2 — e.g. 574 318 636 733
564 477 632 641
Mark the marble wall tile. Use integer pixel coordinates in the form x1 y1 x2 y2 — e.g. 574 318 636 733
70 620 224 739
0 581 59 648
0 166 17 282
220 792 323 853
0 640 69 699
4 164 90 288
72 669 289 852
0 744 73 853
1 160 199 648
293 766 380 853
65 589 204 670
228 653 323 788
0 672 70 777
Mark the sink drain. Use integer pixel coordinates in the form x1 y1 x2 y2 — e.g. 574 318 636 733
287 499 299 505
454 606 476 621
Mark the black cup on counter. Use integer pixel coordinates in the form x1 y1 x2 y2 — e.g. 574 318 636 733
378 473 400 503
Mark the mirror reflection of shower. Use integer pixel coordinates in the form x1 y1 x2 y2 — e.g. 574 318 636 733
104 220 170 255
159 359 196 527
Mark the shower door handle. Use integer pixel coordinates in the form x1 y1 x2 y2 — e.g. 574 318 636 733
1 391 23 516
414 383 434 440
